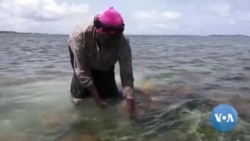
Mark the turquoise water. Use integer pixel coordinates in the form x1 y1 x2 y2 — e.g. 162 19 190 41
0 34 250 141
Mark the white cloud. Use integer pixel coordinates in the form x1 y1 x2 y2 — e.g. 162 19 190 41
237 11 250 22
133 10 182 23
134 23 179 35
131 10 181 34
0 0 91 33
0 0 249 35
209 2 231 17
152 23 169 29
229 19 236 25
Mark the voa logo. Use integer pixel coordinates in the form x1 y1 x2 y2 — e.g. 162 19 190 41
210 104 238 132
214 113 234 122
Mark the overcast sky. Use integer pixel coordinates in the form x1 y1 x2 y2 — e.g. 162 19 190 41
0 0 250 35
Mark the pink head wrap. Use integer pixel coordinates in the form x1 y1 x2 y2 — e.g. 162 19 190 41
96 7 124 26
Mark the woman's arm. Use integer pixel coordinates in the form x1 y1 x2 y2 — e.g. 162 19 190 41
68 29 106 108
118 36 136 119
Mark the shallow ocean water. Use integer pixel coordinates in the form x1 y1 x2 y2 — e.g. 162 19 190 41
0 34 250 141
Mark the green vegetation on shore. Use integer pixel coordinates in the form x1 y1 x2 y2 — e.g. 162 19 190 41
0 31 45 35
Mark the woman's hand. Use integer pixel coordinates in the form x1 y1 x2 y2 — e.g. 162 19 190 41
94 97 107 108
127 99 137 120
88 84 107 108
123 87 137 120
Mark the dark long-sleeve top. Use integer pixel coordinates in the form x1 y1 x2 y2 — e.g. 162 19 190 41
68 24 134 99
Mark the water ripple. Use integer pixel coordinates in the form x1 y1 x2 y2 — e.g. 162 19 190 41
0 35 250 141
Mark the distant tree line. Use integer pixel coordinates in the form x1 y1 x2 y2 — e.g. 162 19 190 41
0 31 43 34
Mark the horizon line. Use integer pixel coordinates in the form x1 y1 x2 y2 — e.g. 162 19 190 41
0 31 249 36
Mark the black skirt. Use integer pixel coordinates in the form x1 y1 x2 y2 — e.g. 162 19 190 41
69 46 121 99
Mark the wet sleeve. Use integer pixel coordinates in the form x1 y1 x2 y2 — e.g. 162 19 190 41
68 31 93 88
119 37 135 99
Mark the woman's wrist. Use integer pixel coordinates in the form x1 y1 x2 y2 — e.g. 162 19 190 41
123 86 134 99
88 84 100 98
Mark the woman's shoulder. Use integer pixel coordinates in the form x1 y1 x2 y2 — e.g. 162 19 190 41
118 35 130 47
68 23 94 42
